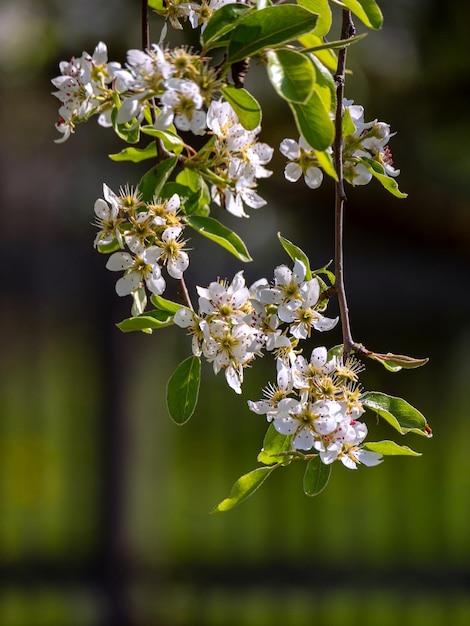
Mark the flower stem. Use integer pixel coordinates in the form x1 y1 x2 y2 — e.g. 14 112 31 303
334 10 356 360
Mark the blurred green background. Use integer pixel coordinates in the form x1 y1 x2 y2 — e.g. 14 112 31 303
1 0 470 624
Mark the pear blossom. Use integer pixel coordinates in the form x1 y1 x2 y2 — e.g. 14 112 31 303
279 136 324 189
106 246 165 296
154 226 190 279
93 183 124 248
160 78 206 134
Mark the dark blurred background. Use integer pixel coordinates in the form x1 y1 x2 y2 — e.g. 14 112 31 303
1 0 470 624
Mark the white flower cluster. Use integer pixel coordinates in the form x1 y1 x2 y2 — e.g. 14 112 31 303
52 43 274 218
174 259 337 394
94 185 188 311
280 99 399 190
248 346 382 469
156 0 236 32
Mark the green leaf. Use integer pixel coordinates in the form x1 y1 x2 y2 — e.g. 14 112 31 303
221 85 261 130
266 48 316 104
150 294 185 314
309 54 336 114
365 351 429 373
341 0 383 30
364 440 422 457
277 232 312 280
303 456 331 496
186 215 252 262
297 0 331 37
299 33 338 71
110 107 140 144
289 90 335 151
202 3 251 50
138 156 178 202
109 142 157 163
176 168 211 215
117 310 174 333
166 356 201 425
212 466 277 513
312 260 336 285
227 5 318 64
342 106 357 137
148 0 164 10
362 392 432 438
257 423 293 465
140 127 184 154
359 157 408 198
314 148 337 181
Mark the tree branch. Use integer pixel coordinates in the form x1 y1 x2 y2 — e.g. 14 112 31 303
333 10 356 360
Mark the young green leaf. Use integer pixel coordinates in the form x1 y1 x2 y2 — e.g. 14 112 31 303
109 142 157 163
150 294 185 314
362 392 432 438
148 0 164 10
289 90 335 151
212 466 278 513
303 456 331 496
297 0 332 37
308 52 336 114
359 157 408 198
257 423 293 465
364 440 422 457
221 85 261 130
278 233 312 280
140 127 184 154
166 356 201 425
314 148 338 181
202 3 251 50
341 0 383 30
117 310 174 333
299 33 338 71
186 215 252 262
266 48 316 105
138 156 178 202
365 351 429 373
227 5 318 64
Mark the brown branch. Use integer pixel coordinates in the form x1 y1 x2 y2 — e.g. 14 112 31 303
333 10 356 360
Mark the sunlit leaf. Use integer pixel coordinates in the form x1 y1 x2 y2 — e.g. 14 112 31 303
257 423 292 465
212 466 278 513
299 33 337 71
109 142 157 163
166 356 201 425
221 85 261 130
227 5 318 64
309 54 336 114
303 456 331 496
297 0 331 37
202 3 251 50
365 351 429 373
364 440 422 457
289 90 334 151
266 48 316 104
138 156 178 202
341 0 383 30
117 310 174 333
150 294 185 314
186 215 252 262
359 157 408 198
278 233 312 280
140 127 184 154
362 392 432 438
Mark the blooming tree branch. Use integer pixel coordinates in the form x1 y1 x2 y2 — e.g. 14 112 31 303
52 0 432 511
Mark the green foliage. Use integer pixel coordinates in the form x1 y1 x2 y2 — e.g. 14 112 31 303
303 456 331 496
186 215 252 262
341 0 383 30
166 356 201 425
267 48 316 104
226 5 319 64
202 3 251 51
362 392 432 437
257 424 292 465
364 440 422 456
289 90 335 151
221 85 262 130
138 157 178 202
109 142 158 163
212 466 278 513
277 233 313 280
116 310 174 333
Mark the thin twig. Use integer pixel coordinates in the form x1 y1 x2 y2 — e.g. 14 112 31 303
333 10 356 360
